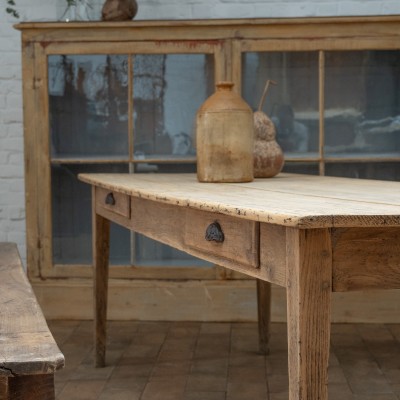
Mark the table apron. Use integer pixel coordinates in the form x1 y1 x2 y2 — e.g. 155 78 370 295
95 189 400 292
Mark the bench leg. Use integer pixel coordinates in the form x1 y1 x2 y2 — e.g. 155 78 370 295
256 279 271 355
93 209 111 368
2 374 55 400
0 376 8 400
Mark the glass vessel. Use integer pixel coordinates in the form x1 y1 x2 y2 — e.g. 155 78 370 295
60 0 92 21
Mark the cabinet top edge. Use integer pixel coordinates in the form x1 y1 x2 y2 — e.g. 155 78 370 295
14 15 400 31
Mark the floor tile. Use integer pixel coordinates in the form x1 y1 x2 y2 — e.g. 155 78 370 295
51 320 400 400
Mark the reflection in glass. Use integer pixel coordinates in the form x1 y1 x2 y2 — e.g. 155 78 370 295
325 51 400 156
282 162 319 175
134 233 212 268
49 55 129 158
133 54 214 160
134 163 196 174
326 162 400 181
242 52 319 156
52 164 130 265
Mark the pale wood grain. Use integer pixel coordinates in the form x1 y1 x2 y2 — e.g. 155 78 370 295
0 243 64 376
0 243 64 400
184 208 259 269
80 173 400 228
21 41 41 280
260 223 286 287
96 187 131 218
96 195 288 282
32 43 53 281
332 227 400 291
286 228 332 400
15 16 400 45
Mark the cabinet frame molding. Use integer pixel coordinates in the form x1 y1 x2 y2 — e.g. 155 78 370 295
16 17 400 321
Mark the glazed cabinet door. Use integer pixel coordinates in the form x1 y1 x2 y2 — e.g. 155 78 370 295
28 40 228 280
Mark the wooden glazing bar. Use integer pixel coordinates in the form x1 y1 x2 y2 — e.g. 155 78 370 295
319 50 325 176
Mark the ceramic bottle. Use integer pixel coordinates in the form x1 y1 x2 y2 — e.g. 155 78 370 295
196 81 254 183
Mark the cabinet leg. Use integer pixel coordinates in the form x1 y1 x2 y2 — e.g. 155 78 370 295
256 279 271 355
93 208 110 368
286 228 332 400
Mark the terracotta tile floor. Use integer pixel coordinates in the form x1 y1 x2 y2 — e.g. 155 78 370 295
48 320 400 400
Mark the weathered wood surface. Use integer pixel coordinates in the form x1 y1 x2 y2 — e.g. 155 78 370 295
0 243 64 376
332 227 400 291
15 16 400 47
256 279 271 355
92 191 111 368
79 173 400 398
0 243 64 400
286 228 332 400
80 173 400 228
5 374 55 400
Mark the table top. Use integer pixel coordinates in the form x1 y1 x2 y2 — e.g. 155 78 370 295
79 173 400 229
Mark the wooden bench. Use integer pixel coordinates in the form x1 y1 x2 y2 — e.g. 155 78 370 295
0 243 64 400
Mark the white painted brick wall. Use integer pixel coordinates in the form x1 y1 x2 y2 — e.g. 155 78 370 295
1 0 399 266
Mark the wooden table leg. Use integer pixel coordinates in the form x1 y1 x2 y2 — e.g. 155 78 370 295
93 203 111 368
256 279 271 355
6 374 55 400
286 228 332 400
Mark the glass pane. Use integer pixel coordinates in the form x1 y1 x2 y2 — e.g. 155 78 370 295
326 162 400 181
52 163 130 265
134 233 212 268
242 52 319 157
134 162 196 174
133 54 214 160
325 51 400 157
49 55 129 159
282 162 319 175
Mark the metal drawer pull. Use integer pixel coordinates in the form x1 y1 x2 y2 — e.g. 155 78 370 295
105 192 116 206
205 222 224 243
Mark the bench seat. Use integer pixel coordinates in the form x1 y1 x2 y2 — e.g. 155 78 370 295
0 243 64 400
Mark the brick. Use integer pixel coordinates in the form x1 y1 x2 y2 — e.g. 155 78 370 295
6 94 23 109
1 137 23 152
317 3 339 15
212 4 256 18
0 95 6 109
381 1 400 13
0 165 23 179
339 1 383 15
8 152 24 165
0 108 23 124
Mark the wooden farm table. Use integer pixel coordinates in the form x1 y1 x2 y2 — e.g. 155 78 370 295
79 172 400 400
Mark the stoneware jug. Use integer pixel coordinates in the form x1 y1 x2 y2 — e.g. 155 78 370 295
101 0 138 21
196 81 254 183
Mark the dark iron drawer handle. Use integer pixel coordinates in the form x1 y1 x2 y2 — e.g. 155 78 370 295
205 222 224 243
105 192 116 206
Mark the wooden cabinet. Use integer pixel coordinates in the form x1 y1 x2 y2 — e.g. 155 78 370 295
16 17 400 321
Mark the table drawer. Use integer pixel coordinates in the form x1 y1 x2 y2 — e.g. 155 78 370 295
95 187 130 218
184 209 259 269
